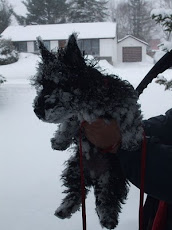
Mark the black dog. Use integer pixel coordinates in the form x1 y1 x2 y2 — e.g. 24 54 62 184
33 34 143 229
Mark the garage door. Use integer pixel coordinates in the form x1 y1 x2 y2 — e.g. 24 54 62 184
123 47 142 62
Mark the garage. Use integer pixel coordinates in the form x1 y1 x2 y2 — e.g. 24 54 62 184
123 47 142 62
117 35 148 63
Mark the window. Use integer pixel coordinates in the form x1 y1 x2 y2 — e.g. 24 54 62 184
43 41 50 51
14 42 27 52
34 41 39 52
78 39 99 56
34 40 50 52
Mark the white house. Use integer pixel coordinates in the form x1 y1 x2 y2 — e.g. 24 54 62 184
1 22 117 65
1 22 148 65
117 35 148 62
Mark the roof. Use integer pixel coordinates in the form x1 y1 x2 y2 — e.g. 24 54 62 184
1 22 116 42
118 35 148 46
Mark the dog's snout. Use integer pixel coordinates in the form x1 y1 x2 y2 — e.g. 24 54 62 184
34 107 45 120
33 97 45 120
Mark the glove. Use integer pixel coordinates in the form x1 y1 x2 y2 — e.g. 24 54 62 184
83 119 121 153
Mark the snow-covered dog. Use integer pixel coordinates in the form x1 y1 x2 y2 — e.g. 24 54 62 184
33 34 143 229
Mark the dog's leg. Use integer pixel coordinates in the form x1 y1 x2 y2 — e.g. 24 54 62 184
51 118 79 150
55 149 91 219
93 157 128 229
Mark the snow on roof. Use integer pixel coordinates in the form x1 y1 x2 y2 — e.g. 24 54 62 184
1 22 116 42
118 35 148 46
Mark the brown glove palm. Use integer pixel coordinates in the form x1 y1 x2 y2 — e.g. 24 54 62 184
83 119 121 153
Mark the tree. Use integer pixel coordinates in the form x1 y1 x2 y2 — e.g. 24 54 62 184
111 0 155 41
0 39 19 65
156 76 172 90
115 2 131 39
0 0 12 34
128 0 153 41
151 8 172 43
0 74 6 85
151 7 172 90
164 0 172 8
15 0 69 25
157 0 172 8
67 0 109 23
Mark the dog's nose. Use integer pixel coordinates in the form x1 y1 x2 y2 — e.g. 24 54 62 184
33 97 45 120
34 107 45 120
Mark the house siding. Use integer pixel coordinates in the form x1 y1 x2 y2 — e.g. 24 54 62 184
100 38 117 65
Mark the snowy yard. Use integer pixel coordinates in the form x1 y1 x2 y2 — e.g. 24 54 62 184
0 53 171 230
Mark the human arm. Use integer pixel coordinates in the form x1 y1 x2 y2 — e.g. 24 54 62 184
143 108 172 144
118 140 172 203
118 109 172 203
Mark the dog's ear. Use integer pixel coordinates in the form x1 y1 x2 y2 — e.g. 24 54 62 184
36 36 56 62
63 34 85 67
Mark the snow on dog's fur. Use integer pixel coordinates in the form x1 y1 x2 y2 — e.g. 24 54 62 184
33 34 143 229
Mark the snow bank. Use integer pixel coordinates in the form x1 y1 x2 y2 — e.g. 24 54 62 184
0 52 40 83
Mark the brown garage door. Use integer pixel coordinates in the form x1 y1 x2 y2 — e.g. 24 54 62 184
123 47 142 62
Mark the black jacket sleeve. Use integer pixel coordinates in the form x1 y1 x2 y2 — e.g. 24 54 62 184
118 109 172 204
143 108 172 145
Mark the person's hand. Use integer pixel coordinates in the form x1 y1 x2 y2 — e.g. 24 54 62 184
83 119 121 153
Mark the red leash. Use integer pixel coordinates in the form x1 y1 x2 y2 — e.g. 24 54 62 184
79 122 87 230
139 131 147 230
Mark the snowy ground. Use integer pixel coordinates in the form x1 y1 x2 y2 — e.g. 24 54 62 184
0 53 171 230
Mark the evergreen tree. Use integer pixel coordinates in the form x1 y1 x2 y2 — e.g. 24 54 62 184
0 74 6 84
151 8 172 42
67 0 109 23
151 7 172 90
0 0 12 34
156 76 172 91
0 39 19 65
16 0 69 25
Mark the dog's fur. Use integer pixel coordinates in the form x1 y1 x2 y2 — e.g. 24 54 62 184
33 34 143 229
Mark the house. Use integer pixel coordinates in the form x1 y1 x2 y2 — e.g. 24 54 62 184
147 38 161 57
118 35 148 62
1 22 117 65
1 22 148 65
149 39 161 52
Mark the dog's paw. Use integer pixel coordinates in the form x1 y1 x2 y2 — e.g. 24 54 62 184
100 218 118 230
54 207 71 219
96 206 118 229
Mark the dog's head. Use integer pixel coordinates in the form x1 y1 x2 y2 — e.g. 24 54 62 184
33 34 139 122
33 34 111 123
33 34 88 123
